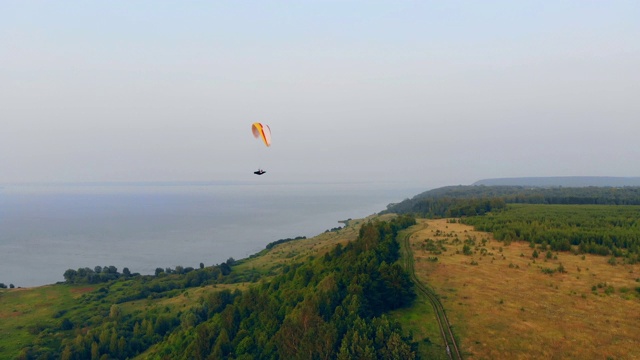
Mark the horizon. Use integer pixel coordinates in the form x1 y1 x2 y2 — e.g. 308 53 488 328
0 175 640 188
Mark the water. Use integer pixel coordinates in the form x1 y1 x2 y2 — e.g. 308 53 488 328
0 182 420 287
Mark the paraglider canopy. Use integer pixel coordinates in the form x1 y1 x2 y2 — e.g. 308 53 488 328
252 122 271 147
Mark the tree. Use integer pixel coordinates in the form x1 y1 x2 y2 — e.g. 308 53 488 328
122 267 131 277
380 332 416 360
109 331 119 355
63 269 78 283
220 262 232 275
109 304 122 321
61 345 73 360
378 263 416 310
532 249 539 258
194 322 215 360
154 314 174 336
60 318 73 331
557 263 566 273
211 328 232 359
275 300 337 360
338 328 376 360
91 341 100 360
118 338 126 358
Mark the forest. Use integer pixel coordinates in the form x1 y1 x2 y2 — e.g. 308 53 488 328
13 215 418 360
461 204 640 262
384 185 640 217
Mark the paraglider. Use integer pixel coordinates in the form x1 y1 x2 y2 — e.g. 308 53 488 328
252 122 271 147
251 122 271 175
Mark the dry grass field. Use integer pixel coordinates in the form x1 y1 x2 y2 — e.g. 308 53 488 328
410 218 640 360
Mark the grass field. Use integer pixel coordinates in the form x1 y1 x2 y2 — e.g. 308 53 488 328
390 286 450 360
0 285 93 356
410 218 640 359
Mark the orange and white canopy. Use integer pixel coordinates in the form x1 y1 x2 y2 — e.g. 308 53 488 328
251 122 271 147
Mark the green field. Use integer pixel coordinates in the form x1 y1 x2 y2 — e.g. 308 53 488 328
0 285 88 356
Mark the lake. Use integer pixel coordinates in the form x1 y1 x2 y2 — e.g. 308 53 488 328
0 182 421 287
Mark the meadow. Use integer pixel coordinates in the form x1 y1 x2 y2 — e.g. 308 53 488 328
410 218 640 359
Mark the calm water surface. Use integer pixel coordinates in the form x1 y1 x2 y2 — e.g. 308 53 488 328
0 182 420 287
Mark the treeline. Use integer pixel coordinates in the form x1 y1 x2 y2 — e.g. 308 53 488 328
63 258 239 287
63 266 136 284
384 185 640 217
266 236 307 250
462 204 640 262
59 259 254 307
17 215 419 360
384 197 506 218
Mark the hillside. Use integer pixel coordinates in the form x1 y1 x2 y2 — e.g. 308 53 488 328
473 176 640 187
0 215 423 359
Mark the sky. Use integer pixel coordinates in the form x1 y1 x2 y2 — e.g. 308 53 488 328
2 1 639 188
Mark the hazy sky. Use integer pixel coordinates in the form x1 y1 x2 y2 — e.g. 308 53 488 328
2 1 639 187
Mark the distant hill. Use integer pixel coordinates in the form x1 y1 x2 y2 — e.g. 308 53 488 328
473 176 640 187
383 184 640 217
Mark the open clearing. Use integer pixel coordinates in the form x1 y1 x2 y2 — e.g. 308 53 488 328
410 218 640 359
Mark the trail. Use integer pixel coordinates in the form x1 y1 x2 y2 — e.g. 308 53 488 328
400 226 462 360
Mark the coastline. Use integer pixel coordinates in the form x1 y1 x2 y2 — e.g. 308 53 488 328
0 182 420 288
